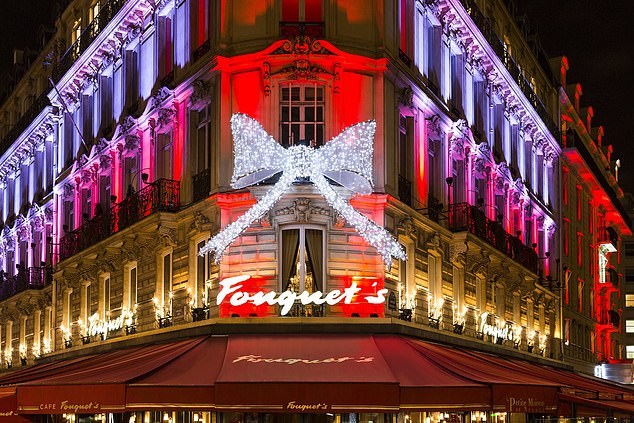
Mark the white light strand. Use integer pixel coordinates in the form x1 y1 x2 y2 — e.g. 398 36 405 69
199 114 406 268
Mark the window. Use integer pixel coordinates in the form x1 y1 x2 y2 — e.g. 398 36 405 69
626 294 634 308
81 188 92 223
195 106 211 175
71 18 81 45
426 17 441 92
130 267 137 307
626 320 634 334
398 114 414 205
282 0 322 21
100 75 113 133
577 232 583 267
399 0 412 58
158 16 173 79
163 253 172 315
156 132 173 180
563 218 570 256
280 84 324 147
450 50 463 112
63 200 75 232
192 0 209 51
281 227 324 294
562 167 569 205
99 175 111 212
197 240 211 305
427 137 441 203
626 267 634 282
103 275 111 316
89 1 100 22
625 242 634 257
124 47 139 107
123 155 139 197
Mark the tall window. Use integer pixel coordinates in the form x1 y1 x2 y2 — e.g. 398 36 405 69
102 275 111 317
192 0 209 51
195 106 211 175
399 0 412 58
197 240 211 305
100 75 113 133
280 84 324 147
156 132 173 180
81 188 92 223
89 1 100 22
398 115 414 205
124 48 139 107
626 320 634 334
158 16 173 79
562 167 569 205
426 18 441 92
427 138 441 203
473 76 487 139
450 51 463 112
123 155 139 197
130 266 137 307
281 227 324 294
99 175 111 212
282 0 322 21
162 253 172 314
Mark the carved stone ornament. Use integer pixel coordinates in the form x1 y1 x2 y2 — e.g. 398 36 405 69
44 207 53 222
511 191 521 205
62 182 75 199
96 137 109 152
424 231 441 250
426 114 442 135
262 63 271 96
191 80 211 107
81 170 93 184
473 157 487 179
275 198 313 223
100 154 113 170
449 241 468 266
494 176 506 196
124 134 141 152
120 116 137 134
190 211 211 233
399 87 414 108
397 216 417 238
157 106 176 127
152 86 173 109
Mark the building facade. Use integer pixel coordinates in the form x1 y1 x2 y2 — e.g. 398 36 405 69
0 0 631 421
550 56 633 379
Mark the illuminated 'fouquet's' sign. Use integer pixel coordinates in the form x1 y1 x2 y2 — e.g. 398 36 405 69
217 275 387 316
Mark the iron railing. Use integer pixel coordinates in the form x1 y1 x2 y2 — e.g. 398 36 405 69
60 179 180 261
458 0 559 140
448 202 538 273
0 266 51 302
54 0 128 81
0 92 51 157
279 21 325 38
192 168 211 203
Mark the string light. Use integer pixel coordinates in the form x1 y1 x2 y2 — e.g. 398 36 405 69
199 114 406 268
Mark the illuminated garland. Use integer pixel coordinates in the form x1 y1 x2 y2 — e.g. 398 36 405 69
199 114 406 267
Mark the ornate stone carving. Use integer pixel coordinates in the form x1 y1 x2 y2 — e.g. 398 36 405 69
449 241 468 266
62 182 75 199
397 217 417 238
191 79 211 107
120 116 137 134
469 249 490 276
157 106 176 127
275 198 312 223
99 154 113 170
189 211 212 233
426 114 442 135
399 87 414 108
152 86 173 109
261 63 271 96
124 134 141 152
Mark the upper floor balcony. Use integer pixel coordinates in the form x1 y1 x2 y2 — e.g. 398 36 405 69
0 265 51 302
448 202 538 274
54 0 127 82
457 0 559 140
59 178 180 261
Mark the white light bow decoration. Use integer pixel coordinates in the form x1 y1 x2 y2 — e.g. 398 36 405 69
199 113 406 267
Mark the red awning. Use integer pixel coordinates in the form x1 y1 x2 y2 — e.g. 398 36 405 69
558 394 634 417
404 339 560 413
213 334 400 412
17 337 205 414
3 333 633 415
0 388 30 423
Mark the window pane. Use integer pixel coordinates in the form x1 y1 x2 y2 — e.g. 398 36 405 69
305 87 315 101
627 294 634 308
130 268 137 306
626 320 634 333
281 87 289 101
627 346 634 359
305 107 315 122
291 87 300 101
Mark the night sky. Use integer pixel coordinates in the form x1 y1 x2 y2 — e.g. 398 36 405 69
0 1 632 193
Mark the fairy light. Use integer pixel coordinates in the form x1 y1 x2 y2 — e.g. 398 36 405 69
199 114 406 268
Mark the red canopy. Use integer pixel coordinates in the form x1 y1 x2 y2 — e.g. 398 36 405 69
0 333 632 415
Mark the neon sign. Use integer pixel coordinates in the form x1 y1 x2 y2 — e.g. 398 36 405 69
86 309 134 340
217 275 387 316
480 312 514 344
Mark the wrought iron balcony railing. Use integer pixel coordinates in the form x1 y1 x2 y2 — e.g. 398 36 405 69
458 0 559 140
448 202 538 273
59 179 180 261
54 0 128 81
0 266 51 302
279 21 325 39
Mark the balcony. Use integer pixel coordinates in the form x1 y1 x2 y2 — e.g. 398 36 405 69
448 203 538 273
0 266 51 302
0 92 51 157
279 21 325 39
54 0 128 81
457 0 559 140
192 168 211 203
598 310 620 329
60 179 180 261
